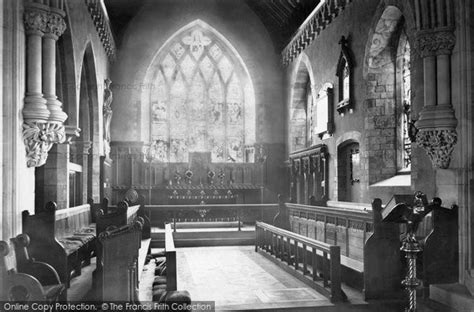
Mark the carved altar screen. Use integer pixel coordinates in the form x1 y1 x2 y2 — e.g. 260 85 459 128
150 22 255 163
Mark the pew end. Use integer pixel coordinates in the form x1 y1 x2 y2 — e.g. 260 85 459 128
0 240 65 302
22 201 97 293
363 198 403 300
98 221 143 301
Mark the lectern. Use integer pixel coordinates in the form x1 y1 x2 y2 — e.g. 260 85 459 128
382 191 442 312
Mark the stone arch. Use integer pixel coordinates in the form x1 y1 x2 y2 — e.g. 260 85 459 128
336 131 361 147
78 43 99 144
75 42 101 202
289 52 314 153
362 0 416 79
363 4 415 185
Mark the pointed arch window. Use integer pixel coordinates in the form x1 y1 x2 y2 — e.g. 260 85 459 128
150 21 255 163
397 32 411 172
401 38 411 170
336 36 353 115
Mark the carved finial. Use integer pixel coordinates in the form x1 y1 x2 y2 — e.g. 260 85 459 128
339 35 348 47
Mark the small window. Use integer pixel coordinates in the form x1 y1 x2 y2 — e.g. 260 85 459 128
336 36 353 116
397 31 412 172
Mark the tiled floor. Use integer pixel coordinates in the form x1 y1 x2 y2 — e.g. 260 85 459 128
69 246 458 311
175 246 331 310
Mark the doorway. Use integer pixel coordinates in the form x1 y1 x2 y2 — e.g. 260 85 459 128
337 142 361 202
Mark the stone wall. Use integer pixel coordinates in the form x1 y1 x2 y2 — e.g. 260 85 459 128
284 0 428 204
0 0 110 240
110 0 286 199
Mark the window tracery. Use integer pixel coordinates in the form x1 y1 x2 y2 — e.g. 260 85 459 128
401 38 411 171
150 24 254 163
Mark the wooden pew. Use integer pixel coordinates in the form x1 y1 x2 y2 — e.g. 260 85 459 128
287 198 458 299
98 220 143 301
137 195 151 239
22 202 96 293
255 221 344 302
165 223 177 291
422 204 458 293
287 200 401 300
0 238 65 301
96 200 140 236
93 200 142 292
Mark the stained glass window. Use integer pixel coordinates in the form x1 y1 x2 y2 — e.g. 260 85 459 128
401 39 411 170
150 23 254 163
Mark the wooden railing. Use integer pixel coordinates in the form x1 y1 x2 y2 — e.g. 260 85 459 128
287 202 373 268
255 221 343 302
148 204 279 230
165 223 177 291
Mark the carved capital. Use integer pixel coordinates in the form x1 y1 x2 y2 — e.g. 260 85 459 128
44 12 66 38
415 29 456 57
415 129 457 169
23 9 48 35
23 121 66 167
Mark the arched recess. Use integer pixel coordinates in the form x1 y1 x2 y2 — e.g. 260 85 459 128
363 4 415 185
289 52 315 153
141 19 256 163
70 43 101 205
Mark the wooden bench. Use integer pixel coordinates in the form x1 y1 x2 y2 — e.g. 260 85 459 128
0 236 65 301
287 198 458 299
287 199 401 300
255 221 344 302
98 220 143 301
22 202 96 293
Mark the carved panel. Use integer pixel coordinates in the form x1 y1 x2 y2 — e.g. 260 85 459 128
282 0 352 65
415 30 456 57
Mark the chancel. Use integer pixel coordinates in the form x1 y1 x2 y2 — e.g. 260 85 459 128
0 0 473 310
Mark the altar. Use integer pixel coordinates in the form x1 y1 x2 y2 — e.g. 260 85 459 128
110 149 266 206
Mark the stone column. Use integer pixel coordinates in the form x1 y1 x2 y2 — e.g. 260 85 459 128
23 3 48 122
22 1 67 168
43 7 67 124
414 1 457 169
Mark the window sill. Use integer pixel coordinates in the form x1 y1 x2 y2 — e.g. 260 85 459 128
370 174 411 187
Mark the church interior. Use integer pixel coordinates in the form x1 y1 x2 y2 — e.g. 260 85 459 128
1 0 474 310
